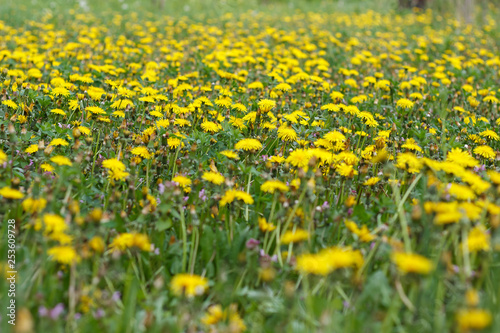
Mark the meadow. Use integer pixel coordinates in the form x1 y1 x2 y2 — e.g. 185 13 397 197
1 0 500 332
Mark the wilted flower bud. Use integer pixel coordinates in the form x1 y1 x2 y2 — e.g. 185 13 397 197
44 145 54 156
8 122 15 134
73 127 81 138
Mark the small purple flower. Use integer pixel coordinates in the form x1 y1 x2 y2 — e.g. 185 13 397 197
198 189 207 202
164 181 175 188
49 303 64 320
262 155 268 161
74 313 82 320
474 165 486 173
158 183 165 194
112 292 121 302
150 244 160 255
39 306 49 317
94 308 105 319
347 208 353 216
246 238 260 249
259 249 277 262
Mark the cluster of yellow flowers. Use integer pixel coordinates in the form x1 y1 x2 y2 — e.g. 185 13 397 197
1 6 500 331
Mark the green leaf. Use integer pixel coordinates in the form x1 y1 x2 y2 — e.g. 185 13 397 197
156 218 172 231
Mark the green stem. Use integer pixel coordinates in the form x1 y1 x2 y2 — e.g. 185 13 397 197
276 185 307 267
179 205 187 272
263 193 278 253
188 226 199 274
245 172 252 222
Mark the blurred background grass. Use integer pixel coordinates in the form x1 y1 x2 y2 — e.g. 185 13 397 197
2 0 497 27
0 0 408 26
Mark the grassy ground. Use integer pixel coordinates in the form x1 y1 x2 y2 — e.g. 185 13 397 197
2 0 500 332
1 0 397 24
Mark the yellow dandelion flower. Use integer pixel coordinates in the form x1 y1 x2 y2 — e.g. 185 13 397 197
391 252 433 275
50 155 72 166
78 126 91 136
0 149 7 164
47 246 80 264
110 233 151 252
2 100 18 109
277 127 298 142
41 163 55 172
464 226 490 252
258 217 276 232
401 138 422 153
50 109 66 116
220 189 254 206
202 171 225 185
324 131 346 143
0 187 25 199
25 144 39 154
336 163 358 178
286 149 310 168
108 169 130 181
51 87 70 97
22 197 47 214
456 309 492 331
49 138 69 146
220 150 239 159
258 99 276 112
446 148 478 167
396 98 415 109
473 145 495 159
260 180 289 193
43 213 67 234
479 130 499 141
281 229 309 245
201 121 222 134
234 138 262 151
131 146 152 159
170 274 208 297
86 106 107 115
102 158 126 172
88 236 105 253
295 247 363 275
363 177 380 186
268 155 285 163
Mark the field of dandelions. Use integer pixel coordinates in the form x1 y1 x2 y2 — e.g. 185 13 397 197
1 1 500 332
